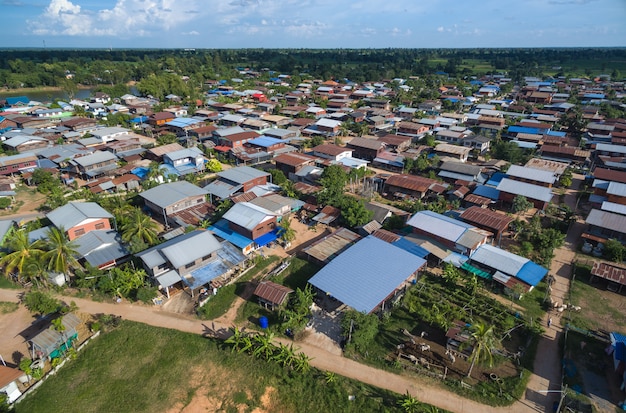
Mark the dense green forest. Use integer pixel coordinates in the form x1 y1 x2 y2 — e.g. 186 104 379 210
1 48 625 93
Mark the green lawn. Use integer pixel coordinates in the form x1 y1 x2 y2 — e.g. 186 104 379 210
15 321 408 413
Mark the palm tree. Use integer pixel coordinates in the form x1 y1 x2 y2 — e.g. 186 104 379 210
0 230 45 280
146 161 167 183
23 256 50 288
279 218 296 246
120 208 159 248
225 326 248 353
43 227 79 275
463 322 499 379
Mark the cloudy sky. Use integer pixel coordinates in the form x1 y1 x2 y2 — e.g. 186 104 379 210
1 0 624 49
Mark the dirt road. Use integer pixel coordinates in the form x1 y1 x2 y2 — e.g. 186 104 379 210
0 288 531 413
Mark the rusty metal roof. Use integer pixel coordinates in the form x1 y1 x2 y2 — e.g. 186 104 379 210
253 281 293 306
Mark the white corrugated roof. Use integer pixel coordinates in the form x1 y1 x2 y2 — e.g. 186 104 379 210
506 165 556 185
496 178 554 203
470 244 529 277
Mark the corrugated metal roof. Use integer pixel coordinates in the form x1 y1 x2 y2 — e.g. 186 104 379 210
406 210 473 243
156 269 181 288
607 181 626 197
140 181 209 209
506 165 556 184
470 244 529 277
216 166 270 184
460 206 514 233
308 236 426 313
208 219 254 249
223 202 275 231
601 201 626 215
254 281 293 306
586 208 626 233
75 230 128 268
517 261 548 287
160 230 222 269
496 178 554 203
302 228 361 264
47 202 112 230
439 161 482 177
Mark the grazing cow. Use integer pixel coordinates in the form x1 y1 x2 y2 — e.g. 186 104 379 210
445 349 456 364
418 343 431 352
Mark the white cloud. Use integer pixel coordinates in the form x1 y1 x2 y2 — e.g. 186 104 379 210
182 31 199 36
437 26 444 32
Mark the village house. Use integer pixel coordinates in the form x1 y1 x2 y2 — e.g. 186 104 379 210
383 174 441 200
140 181 210 226
136 230 246 298
204 165 270 202
149 112 176 127
2 134 48 153
222 201 278 246
434 143 471 162
45 201 113 241
396 121 430 138
346 137 386 161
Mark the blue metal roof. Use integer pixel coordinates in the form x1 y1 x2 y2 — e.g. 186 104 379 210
546 130 566 137
308 235 426 313
5 96 29 105
254 229 278 247
165 117 202 128
472 185 500 200
208 219 254 249
486 172 506 186
392 237 429 258
248 136 283 148
508 126 541 135
130 116 148 123
516 261 548 286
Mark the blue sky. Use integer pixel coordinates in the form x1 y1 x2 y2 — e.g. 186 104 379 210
1 0 624 49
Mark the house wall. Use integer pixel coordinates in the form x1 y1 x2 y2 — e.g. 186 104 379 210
498 191 548 210
68 218 111 241
0 160 37 175
228 216 277 240
163 196 206 215
384 184 425 199
347 145 383 161
176 251 216 276
242 176 268 192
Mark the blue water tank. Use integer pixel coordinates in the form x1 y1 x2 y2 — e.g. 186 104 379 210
259 316 269 329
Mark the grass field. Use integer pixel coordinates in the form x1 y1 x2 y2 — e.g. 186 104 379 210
14 321 409 413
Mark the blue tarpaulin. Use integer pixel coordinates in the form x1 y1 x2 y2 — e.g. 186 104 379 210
254 229 279 247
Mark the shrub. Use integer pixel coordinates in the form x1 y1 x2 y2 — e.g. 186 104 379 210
22 291 62 315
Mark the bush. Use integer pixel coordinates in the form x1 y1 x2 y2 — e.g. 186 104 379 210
0 198 11 209
135 286 158 304
22 291 62 315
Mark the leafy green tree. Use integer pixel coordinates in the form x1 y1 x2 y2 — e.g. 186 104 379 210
339 196 373 228
0 230 45 279
341 310 380 353
43 226 79 275
98 266 147 299
318 164 348 206
558 168 573 188
382 214 406 231
22 290 62 315
511 195 533 216
604 239 625 263
205 158 222 173
120 207 159 251
491 140 524 164
442 263 461 286
462 322 499 378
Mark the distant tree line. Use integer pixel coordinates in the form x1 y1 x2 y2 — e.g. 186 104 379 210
1 48 625 91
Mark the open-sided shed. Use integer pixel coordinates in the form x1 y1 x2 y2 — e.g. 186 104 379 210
30 313 81 359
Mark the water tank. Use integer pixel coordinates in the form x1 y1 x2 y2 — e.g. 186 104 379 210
259 316 269 329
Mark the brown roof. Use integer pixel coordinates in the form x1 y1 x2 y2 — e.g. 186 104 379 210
540 145 591 158
253 281 293 306
346 137 385 151
460 206 514 233
464 194 493 206
0 365 23 388
293 182 321 194
274 152 317 167
150 112 175 121
371 228 401 243
378 134 411 147
291 118 315 127
149 142 185 157
385 174 438 193
223 131 260 143
231 192 257 203
192 125 217 134
312 144 350 157
591 261 626 286
593 167 626 184
112 174 140 185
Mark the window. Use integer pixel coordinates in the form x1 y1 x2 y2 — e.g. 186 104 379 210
185 262 195 269
95 222 105 230
74 228 85 237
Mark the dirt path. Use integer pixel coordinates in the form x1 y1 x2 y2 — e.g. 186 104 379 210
0 288 532 413
523 174 584 411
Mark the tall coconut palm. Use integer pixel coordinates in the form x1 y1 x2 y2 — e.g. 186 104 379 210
43 227 79 275
0 230 45 280
463 322 499 379
23 256 50 288
120 207 159 248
